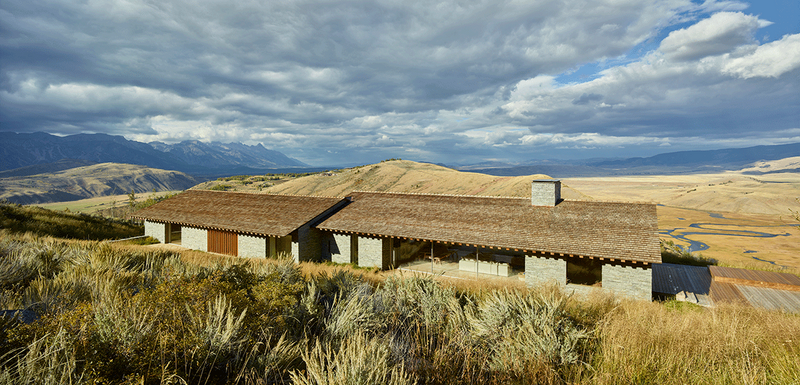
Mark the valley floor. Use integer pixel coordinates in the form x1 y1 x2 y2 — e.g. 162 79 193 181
564 171 800 271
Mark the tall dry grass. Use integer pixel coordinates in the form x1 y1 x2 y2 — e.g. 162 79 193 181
2 230 799 384
595 299 800 385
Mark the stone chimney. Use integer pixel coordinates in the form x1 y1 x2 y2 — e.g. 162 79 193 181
531 179 561 206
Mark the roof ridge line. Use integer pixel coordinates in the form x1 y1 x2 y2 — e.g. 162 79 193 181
350 190 525 199
193 189 344 199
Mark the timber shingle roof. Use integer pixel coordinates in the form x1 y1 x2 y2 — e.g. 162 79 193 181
131 190 346 237
318 191 661 264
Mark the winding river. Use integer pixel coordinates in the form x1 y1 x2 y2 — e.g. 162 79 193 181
659 211 796 266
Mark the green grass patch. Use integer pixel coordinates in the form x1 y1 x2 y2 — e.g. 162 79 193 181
660 240 718 266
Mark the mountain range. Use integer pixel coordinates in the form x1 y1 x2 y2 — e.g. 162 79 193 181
459 142 800 177
0 132 309 176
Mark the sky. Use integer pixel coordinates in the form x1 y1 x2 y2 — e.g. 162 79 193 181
1 0 798 167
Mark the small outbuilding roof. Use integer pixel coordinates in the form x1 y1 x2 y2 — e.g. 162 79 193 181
131 190 346 237
317 191 661 264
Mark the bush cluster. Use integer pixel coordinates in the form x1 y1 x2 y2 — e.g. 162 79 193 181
1 233 798 384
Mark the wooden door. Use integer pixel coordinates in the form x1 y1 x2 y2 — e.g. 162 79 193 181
208 229 238 256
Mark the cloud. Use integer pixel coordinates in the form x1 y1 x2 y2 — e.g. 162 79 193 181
572 93 604 105
498 10 800 142
722 34 800 78
659 12 768 61
0 1 798 165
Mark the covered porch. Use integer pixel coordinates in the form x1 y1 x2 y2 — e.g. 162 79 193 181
389 238 526 281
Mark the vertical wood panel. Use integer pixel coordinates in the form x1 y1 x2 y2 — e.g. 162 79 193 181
208 229 238 256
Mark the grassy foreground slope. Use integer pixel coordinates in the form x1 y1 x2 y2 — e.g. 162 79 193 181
1 227 799 384
0 163 197 204
0 203 141 240
260 160 590 199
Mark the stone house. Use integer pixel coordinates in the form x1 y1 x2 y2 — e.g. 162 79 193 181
316 180 661 300
130 190 347 263
133 181 660 300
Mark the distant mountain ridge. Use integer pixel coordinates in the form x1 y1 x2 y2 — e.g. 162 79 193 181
0 132 309 175
149 140 307 170
592 142 800 168
460 142 800 178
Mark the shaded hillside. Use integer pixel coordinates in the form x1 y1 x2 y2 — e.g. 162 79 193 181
0 132 180 171
150 140 308 169
0 132 308 174
0 163 198 204
0 159 98 178
257 160 590 199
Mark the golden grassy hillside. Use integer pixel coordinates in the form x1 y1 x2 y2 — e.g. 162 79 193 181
563 171 799 216
1 162 197 204
261 159 590 199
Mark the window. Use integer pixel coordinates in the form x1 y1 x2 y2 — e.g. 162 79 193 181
566 258 602 286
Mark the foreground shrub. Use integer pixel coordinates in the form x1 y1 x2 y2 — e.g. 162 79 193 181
291 333 415 385
0 328 83 385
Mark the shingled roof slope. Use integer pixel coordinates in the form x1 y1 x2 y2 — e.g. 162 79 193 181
131 190 345 237
318 191 661 264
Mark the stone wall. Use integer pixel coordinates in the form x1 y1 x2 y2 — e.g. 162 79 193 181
238 234 267 258
291 237 299 263
330 233 353 264
182 226 207 252
357 235 384 269
602 264 652 300
525 255 567 286
144 221 166 243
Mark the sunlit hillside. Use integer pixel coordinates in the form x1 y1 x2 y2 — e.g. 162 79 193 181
1 162 197 204
564 170 800 216
260 159 591 200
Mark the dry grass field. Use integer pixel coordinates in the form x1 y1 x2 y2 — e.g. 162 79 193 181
35 191 183 214
564 159 800 270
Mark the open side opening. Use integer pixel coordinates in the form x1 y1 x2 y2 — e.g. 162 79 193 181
566 258 602 286
169 224 182 245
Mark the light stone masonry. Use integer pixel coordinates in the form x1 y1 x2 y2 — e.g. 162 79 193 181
330 233 353 264
602 264 652 300
357 236 384 269
238 234 267 258
182 226 207 252
525 255 567 287
144 221 166 243
531 180 561 206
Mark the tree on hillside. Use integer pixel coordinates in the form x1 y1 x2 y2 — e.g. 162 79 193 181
128 190 136 210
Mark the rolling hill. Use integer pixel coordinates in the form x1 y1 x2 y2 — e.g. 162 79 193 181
0 162 198 204
245 160 591 199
